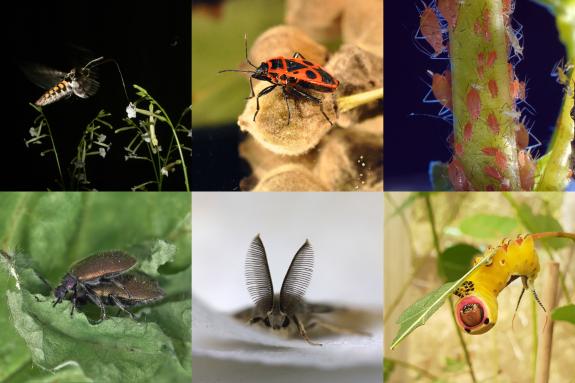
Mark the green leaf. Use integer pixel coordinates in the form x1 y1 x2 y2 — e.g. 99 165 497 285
438 244 481 282
515 203 571 249
390 248 496 349
429 161 452 191
552 304 575 324
0 193 191 383
459 214 517 239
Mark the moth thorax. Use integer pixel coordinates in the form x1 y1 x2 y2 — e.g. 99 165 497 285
264 310 289 330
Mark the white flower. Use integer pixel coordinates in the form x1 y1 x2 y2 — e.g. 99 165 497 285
99 148 107 158
126 102 137 119
161 167 169 177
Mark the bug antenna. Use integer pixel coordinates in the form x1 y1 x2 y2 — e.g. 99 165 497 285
218 69 255 74
244 33 258 69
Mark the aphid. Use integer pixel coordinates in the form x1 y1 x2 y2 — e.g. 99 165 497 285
463 122 473 142
486 51 497 68
487 112 500 134
484 165 503 182
515 122 529 150
431 70 452 111
235 234 359 346
482 147 507 172
22 57 129 107
219 36 339 126
75 271 165 322
466 88 481 121
448 158 471 191
454 235 545 334
518 150 535 190
419 5 445 56
488 79 498 98
53 251 137 316
437 0 459 30
551 59 573 86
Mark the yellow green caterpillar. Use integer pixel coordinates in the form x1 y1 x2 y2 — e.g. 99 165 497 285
454 235 543 334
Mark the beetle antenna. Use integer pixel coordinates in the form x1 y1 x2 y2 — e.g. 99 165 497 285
244 33 258 69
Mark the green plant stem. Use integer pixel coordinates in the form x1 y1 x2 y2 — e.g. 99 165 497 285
424 194 477 383
383 357 439 381
31 105 64 189
450 1 520 190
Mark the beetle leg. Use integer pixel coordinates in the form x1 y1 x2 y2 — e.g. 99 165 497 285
109 294 135 320
281 86 291 125
85 288 107 323
289 87 334 126
253 85 277 122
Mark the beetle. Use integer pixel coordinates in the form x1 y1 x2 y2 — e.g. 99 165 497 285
219 35 339 126
53 250 137 316
74 271 165 322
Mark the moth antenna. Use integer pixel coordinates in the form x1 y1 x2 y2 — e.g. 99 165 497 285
279 239 314 314
245 234 274 311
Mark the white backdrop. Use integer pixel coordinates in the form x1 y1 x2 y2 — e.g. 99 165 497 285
192 192 383 311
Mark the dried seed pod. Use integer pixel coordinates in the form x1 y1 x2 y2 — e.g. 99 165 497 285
252 164 328 191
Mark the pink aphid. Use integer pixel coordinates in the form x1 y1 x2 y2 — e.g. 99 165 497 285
487 113 500 134
432 70 452 110
515 123 529 150
474 9 491 41
518 150 535 190
482 147 508 172
455 142 464 156
477 52 485 79
463 122 473 142
510 80 526 100
488 79 498 98
420 6 445 56
486 51 497 67
448 159 471 191
438 0 459 30
484 165 503 181
466 88 481 121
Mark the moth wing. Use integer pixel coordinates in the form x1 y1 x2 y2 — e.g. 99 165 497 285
280 239 314 314
245 234 274 312
20 62 67 90
74 70 100 98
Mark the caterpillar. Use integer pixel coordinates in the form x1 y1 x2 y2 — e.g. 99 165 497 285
453 235 545 334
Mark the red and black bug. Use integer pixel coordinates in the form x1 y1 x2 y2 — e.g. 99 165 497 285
219 36 339 126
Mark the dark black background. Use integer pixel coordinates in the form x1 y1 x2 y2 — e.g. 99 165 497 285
2 0 190 190
384 0 567 190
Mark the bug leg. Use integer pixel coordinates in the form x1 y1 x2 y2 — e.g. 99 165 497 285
289 87 334 126
293 314 322 346
253 85 277 122
282 86 291 125
109 295 135 320
247 316 264 325
308 319 370 336
293 52 306 59
85 288 107 323
246 77 256 99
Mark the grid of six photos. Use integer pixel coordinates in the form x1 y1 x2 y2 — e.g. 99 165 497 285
1 1 574 382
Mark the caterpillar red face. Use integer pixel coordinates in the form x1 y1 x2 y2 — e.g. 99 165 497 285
453 235 540 335
455 295 496 334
